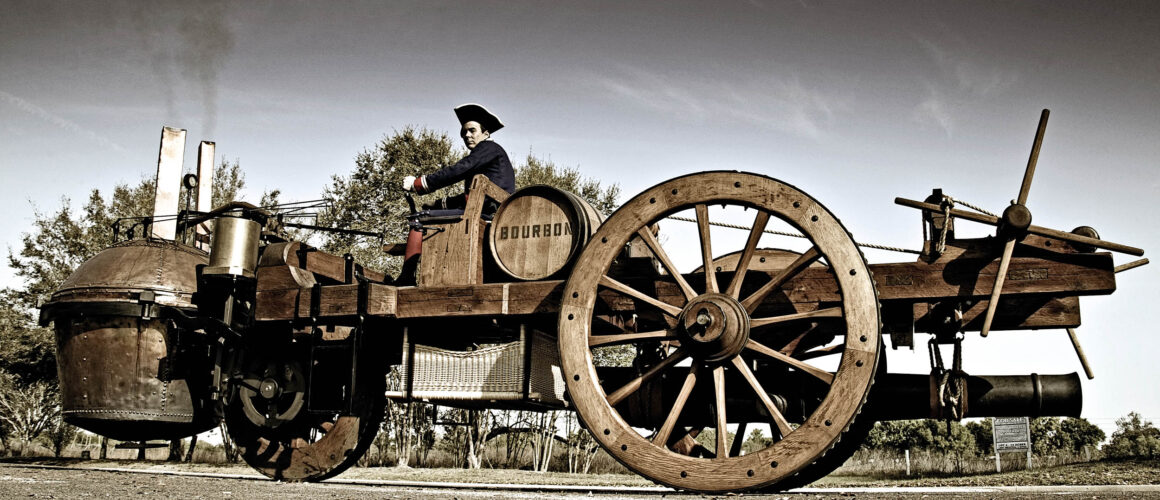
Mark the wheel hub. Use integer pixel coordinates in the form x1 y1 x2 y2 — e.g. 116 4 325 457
677 293 750 363
238 360 306 429
258 378 280 399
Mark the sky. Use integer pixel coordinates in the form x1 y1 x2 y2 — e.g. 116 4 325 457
2 1 1158 439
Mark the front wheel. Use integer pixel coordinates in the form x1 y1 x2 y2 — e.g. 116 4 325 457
223 333 384 481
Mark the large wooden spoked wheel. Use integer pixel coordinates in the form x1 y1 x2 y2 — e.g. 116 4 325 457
558 172 881 493
224 341 384 481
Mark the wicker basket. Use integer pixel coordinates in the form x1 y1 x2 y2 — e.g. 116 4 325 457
386 330 566 408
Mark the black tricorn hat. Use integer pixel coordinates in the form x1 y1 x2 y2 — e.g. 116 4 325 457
454 103 504 133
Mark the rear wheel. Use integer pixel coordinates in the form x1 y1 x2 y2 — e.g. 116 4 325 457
559 172 881 492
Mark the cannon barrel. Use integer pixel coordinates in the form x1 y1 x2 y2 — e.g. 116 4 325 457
602 367 1081 428
870 372 1082 420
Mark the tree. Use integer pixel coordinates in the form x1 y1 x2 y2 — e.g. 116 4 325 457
742 427 773 455
46 415 77 458
862 420 923 453
563 411 600 473
1058 417 1105 455
7 159 246 311
437 408 494 469
0 291 56 385
317 126 461 275
1103 412 1160 459
0 370 59 456
862 420 977 458
1030 417 1105 457
514 154 620 216
965 419 992 454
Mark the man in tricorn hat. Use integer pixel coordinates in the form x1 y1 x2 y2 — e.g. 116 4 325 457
403 103 515 212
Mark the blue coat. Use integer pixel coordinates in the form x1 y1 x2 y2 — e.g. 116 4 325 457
424 140 515 196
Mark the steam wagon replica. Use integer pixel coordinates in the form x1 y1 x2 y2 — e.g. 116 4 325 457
41 111 1146 492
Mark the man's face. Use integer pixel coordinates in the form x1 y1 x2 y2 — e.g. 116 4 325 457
461 121 490 149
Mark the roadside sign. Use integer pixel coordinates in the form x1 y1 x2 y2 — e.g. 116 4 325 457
992 416 1032 472
993 416 1031 451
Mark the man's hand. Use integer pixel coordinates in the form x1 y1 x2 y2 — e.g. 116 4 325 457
402 175 417 192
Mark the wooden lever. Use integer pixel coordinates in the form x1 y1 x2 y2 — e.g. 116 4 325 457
982 109 1050 337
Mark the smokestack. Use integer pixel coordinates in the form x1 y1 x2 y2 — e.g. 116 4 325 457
152 126 186 240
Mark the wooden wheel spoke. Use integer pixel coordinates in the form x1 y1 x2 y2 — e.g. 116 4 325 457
749 306 842 328
695 204 718 294
740 246 822 313
590 329 678 347
746 339 834 384
712 366 728 458
729 421 748 458
653 365 700 447
731 357 793 439
724 211 771 299
795 343 844 361
600 275 683 317
606 348 689 407
671 430 708 457
637 227 697 302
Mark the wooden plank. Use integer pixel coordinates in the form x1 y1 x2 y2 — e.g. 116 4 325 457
395 281 562 318
870 253 1115 301
254 250 1111 323
609 252 1112 314
255 288 301 321
258 241 385 284
908 295 1080 333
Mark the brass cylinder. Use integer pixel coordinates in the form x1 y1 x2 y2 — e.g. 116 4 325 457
205 216 261 278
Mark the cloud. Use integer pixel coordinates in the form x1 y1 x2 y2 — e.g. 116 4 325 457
910 37 1020 135
0 89 127 153
592 65 843 140
913 92 954 137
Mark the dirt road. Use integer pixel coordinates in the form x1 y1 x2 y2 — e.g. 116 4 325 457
2 463 1158 499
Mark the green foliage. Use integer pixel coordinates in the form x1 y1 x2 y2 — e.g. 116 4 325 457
0 291 56 384
2 158 247 385
0 369 59 455
694 428 724 454
862 420 975 455
317 126 461 274
865 417 1105 459
1032 417 1105 456
1103 412 1160 459
741 427 773 454
515 154 620 216
965 418 992 453
7 159 245 310
1059 417 1106 453
211 159 245 208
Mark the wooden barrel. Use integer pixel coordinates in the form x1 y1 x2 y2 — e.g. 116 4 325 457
489 185 603 280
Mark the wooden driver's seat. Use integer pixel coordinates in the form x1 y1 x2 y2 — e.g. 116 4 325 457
386 174 510 287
